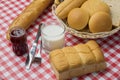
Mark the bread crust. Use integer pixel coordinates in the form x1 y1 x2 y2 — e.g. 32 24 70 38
89 12 112 33
51 62 106 80
81 0 110 16
6 0 53 40
67 8 89 30
55 0 86 19
50 40 106 80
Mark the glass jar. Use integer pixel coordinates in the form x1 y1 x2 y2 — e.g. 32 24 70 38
9 27 28 56
41 22 65 53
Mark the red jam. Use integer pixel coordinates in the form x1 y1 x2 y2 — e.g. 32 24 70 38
10 28 28 56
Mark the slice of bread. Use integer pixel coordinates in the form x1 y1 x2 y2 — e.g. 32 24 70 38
101 0 120 27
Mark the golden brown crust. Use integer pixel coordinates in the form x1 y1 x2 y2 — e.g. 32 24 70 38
86 40 105 63
50 49 69 72
74 44 91 53
67 8 89 30
54 0 64 5
74 44 96 65
50 40 106 80
89 12 112 33
85 40 100 50
81 0 110 16
62 47 82 69
55 0 87 19
92 48 105 63
54 0 60 5
6 0 53 40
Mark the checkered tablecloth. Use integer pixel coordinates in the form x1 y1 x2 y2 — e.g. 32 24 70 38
0 0 120 80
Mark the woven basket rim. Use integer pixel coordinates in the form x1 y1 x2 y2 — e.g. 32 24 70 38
52 4 120 39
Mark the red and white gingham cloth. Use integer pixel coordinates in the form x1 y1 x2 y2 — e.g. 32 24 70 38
0 0 120 80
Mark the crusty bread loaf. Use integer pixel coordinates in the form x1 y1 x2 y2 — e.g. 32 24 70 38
101 0 120 27
89 12 112 33
54 0 64 5
67 8 89 30
50 40 106 80
6 0 53 40
81 0 110 16
55 0 87 19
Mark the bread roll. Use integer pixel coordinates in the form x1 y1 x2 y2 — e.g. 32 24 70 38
67 8 89 30
101 0 120 27
6 0 53 40
89 12 112 33
55 0 87 19
50 40 106 80
81 0 110 16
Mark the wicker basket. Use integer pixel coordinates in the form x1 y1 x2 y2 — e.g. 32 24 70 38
52 4 120 39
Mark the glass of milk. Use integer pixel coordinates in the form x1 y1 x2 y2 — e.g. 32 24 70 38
41 22 65 53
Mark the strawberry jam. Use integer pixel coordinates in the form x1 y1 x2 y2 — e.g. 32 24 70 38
10 27 28 56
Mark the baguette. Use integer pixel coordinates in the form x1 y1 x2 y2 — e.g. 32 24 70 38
55 0 87 19
50 40 106 80
54 0 64 5
6 0 53 40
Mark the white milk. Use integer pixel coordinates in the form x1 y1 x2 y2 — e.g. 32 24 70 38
41 25 65 52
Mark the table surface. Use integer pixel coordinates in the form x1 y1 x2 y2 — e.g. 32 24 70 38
0 0 120 80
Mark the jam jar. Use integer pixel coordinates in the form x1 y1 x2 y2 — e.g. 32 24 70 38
10 27 28 56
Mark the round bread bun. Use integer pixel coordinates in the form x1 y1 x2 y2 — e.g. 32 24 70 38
81 0 110 16
89 12 112 33
67 8 89 30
